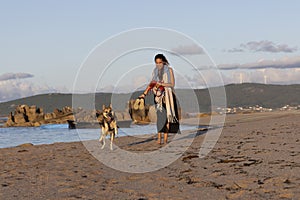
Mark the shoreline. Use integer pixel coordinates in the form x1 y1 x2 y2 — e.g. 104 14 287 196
0 110 298 149
0 125 205 150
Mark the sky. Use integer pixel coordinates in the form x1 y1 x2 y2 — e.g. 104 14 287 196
0 1 300 102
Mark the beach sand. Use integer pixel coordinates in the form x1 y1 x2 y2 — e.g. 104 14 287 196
0 111 299 199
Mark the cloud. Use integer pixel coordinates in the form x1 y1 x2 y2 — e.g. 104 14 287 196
227 48 244 53
219 56 300 70
0 72 34 81
171 44 205 55
0 79 64 102
228 40 298 53
196 55 300 71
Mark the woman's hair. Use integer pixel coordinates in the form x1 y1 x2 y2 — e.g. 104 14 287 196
154 54 169 65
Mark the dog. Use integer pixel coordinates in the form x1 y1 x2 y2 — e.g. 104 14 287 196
97 104 118 150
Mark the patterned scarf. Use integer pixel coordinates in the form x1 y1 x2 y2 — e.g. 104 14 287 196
152 65 171 82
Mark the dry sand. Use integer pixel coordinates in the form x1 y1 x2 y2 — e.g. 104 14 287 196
0 111 299 199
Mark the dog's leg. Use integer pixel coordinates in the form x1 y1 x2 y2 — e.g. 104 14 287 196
100 126 106 149
99 134 104 143
114 124 118 136
101 138 106 149
110 133 114 150
110 124 118 150
99 128 104 142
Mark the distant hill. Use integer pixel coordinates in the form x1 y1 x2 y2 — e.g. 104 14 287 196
0 83 299 116
221 83 300 108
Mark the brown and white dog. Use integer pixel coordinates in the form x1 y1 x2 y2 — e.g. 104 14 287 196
98 104 118 150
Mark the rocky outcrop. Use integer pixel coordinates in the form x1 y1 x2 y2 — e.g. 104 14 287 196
114 111 131 121
5 105 74 127
128 99 152 124
73 108 98 123
4 101 185 127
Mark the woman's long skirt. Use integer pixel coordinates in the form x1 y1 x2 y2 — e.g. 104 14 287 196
155 92 180 133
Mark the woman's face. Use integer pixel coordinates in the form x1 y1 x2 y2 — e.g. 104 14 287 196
155 58 164 69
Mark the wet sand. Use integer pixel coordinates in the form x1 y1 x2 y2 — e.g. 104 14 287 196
0 111 300 199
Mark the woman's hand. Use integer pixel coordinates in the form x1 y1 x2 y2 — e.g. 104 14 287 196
156 82 164 87
138 93 146 99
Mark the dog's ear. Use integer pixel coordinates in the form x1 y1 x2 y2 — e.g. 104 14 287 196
102 104 106 110
109 103 112 109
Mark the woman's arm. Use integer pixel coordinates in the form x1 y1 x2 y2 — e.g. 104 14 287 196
139 84 152 98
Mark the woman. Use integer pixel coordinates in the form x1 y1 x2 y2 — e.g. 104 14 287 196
139 54 180 144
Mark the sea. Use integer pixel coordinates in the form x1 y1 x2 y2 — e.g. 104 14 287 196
0 121 197 148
